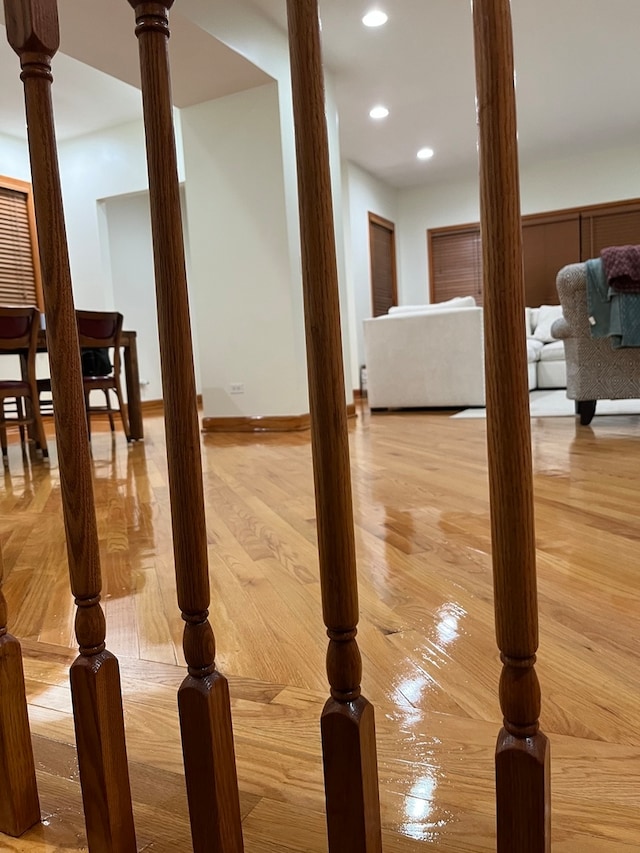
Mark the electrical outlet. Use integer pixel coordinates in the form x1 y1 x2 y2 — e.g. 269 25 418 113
230 382 244 395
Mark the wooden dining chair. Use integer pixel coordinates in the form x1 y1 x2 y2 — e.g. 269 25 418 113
76 310 131 441
0 305 48 463
36 377 54 416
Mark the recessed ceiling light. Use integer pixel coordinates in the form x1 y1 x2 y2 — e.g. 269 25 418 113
369 105 389 119
417 147 435 160
362 10 388 27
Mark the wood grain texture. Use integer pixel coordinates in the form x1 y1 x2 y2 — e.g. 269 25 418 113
286 2 382 850
3 2 136 849
472 1 550 850
203 414 311 433
203 407 355 434
127 2 243 850
0 543 40 837
121 331 143 440
1 412 640 849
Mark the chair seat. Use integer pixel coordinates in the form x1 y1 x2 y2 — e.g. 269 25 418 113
83 375 116 388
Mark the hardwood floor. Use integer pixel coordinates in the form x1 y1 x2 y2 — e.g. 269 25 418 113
0 404 639 850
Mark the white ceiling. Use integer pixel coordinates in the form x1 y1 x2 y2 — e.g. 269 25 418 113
2 0 640 189
248 0 640 187
0 0 270 143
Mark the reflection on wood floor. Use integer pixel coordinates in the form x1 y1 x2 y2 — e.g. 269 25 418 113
1 404 639 851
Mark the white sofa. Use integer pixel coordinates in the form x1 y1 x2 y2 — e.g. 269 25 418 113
363 298 566 409
526 305 566 391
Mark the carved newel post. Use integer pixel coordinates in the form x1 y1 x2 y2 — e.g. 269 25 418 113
3 1 136 850
472 1 551 851
126 3 244 851
286 2 383 851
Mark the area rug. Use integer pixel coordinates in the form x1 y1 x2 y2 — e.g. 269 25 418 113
451 389 640 419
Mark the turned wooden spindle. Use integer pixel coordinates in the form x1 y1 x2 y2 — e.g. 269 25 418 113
126 3 243 851
472 1 551 850
0 542 40 837
286 3 382 851
3 2 137 850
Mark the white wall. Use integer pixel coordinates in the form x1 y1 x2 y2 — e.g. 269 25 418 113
57 120 150 310
182 0 354 402
181 83 309 419
342 161 398 381
0 133 31 182
397 141 640 301
101 191 161 402
101 187 198 403
1 119 193 401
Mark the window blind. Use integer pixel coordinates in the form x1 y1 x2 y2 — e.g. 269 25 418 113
429 227 483 305
0 182 40 307
581 208 640 259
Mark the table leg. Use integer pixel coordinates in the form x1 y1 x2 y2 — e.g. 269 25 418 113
123 336 143 440
19 354 36 443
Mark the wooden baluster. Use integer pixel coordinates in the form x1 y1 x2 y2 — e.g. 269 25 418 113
0 542 40 837
471 2 551 850
286 3 382 851
3 3 137 850
126 4 243 851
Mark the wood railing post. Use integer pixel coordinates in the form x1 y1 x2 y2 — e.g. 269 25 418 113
126 3 244 851
3 2 137 850
471 2 551 850
0 542 40 837
286 3 382 851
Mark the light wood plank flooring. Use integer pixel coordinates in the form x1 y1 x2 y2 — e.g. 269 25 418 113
0 403 639 851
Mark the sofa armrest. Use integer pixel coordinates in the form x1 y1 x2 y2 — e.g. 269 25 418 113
555 263 591 337
550 317 571 340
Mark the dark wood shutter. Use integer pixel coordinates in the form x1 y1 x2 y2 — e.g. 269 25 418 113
0 178 42 308
580 204 640 259
428 226 482 305
369 213 397 316
522 214 580 306
428 197 640 308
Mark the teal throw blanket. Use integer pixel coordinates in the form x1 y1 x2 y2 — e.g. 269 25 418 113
585 257 640 348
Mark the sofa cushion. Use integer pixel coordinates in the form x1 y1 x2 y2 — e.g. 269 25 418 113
525 307 533 337
539 339 565 362
388 295 476 315
526 338 544 362
532 304 563 343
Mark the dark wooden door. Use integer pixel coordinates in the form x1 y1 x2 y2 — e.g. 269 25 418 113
369 212 397 316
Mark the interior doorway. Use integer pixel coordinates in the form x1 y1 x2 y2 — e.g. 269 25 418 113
368 212 397 317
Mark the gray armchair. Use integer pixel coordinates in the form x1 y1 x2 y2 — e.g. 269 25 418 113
553 262 640 424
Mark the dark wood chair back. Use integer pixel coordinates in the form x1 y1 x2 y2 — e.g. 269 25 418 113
76 310 130 440
0 305 38 350
0 304 48 462
76 310 123 376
